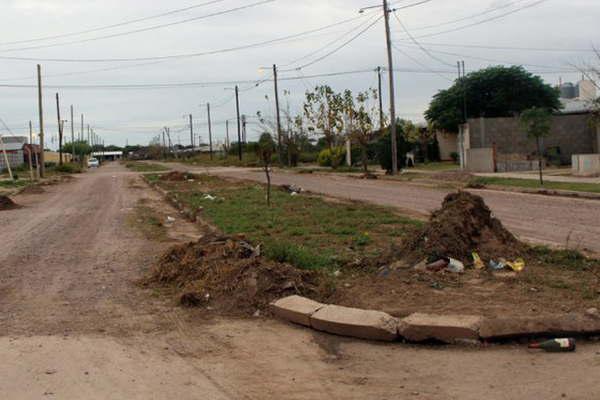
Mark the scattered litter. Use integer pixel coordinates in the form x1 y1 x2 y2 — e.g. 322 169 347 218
488 260 507 270
203 194 216 201
426 258 449 272
506 258 526 272
528 338 576 353
166 216 176 223
282 184 303 194
446 258 465 273
333 270 341 277
290 191 298 196
472 252 484 270
253 310 261 318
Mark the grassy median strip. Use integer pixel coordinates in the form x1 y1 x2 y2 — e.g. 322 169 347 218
125 161 171 172
470 176 600 194
147 173 422 270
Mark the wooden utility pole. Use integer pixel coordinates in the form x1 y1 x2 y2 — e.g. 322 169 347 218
29 120 38 180
273 64 284 164
207 103 213 160
377 66 384 130
383 0 398 174
37 64 45 178
235 85 242 161
225 120 230 154
56 93 63 165
242 114 247 144
189 114 194 149
70 105 75 161
80 114 84 142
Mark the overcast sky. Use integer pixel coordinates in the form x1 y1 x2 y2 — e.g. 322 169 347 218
0 0 598 148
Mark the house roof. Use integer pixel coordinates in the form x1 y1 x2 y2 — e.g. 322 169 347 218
0 136 28 151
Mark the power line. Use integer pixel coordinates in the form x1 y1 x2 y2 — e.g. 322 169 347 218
0 13 376 63
0 0 276 54
393 11 455 68
394 0 549 40
0 0 228 47
393 41 599 53
391 43 453 81
282 15 384 71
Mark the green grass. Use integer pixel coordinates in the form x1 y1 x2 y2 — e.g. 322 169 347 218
176 153 261 167
154 175 422 270
0 178 31 188
470 176 600 194
413 161 460 171
125 162 171 172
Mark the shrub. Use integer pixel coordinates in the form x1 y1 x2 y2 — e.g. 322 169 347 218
317 147 346 168
55 163 82 174
450 152 459 164
377 128 410 172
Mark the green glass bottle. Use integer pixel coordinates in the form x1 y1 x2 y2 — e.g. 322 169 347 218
528 338 576 352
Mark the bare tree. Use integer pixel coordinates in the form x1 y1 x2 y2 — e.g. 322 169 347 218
345 88 380 172
256 132 276 206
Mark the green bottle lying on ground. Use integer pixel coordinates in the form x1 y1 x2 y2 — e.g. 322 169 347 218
528 338 576 352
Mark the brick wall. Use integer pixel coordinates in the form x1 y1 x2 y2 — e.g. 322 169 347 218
467 114 596 163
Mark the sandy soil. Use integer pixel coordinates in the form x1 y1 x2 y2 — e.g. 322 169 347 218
164 164 600 254
1 162 600 399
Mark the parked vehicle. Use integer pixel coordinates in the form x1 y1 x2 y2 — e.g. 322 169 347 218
87 158 99 168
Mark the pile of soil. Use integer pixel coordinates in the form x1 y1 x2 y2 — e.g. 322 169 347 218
20 185 45 194
404 191 523 262
144 235 322 314
431 171 474 183
160 171 189 182
0 195 18 210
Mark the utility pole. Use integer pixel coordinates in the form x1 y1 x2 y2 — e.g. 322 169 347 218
56 93 63 166
87 124 90 144
206 103 213 160
81 114 84 142
242 115 247 144
273 64 284 164
37 64 45 178
383 0 398 174
162 128 167 158
29 120 38 179
377 66 384 130
225 120 230 154
70 105 75 161
189 114 194 149
235 85 242 161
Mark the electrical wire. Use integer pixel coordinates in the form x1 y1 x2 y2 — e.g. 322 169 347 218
0 0 229 47
0 13 378 63
393 11 455 68
395 0 549 40
391 43 453 81
0 0 276 54
393 41 599 53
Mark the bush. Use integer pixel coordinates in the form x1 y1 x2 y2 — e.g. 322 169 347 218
317 147 346 168
450 152 459 164
377 127 410 172
298 152 318 164
54 163 82 174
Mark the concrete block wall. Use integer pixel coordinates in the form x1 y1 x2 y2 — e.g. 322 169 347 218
468 114 596 164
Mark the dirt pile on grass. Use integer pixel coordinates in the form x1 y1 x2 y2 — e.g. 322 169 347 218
404 191 523 262
0 195 18 210
160 171 188 182
144 235 321 314
20 185 45 194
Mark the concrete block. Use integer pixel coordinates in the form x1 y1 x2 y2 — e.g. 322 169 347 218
480 313 600 339
270 296 325 327
310 305 399 342
399 313 482 343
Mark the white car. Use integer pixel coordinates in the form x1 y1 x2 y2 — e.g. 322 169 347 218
87 158 100 168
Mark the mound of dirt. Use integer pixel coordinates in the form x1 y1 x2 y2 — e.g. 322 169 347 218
144 235 321 314
0 195 18 210
431 171 474 183
160 171 188 182
404 191 523 262
20 185 45 194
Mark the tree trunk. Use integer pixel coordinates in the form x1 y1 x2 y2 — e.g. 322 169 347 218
537 137 544 186
361 145 368 173
264 164 271 207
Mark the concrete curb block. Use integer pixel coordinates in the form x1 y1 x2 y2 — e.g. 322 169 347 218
271 296 600 345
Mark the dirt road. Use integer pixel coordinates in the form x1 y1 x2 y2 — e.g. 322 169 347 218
1 162 599 399
166 164 600 254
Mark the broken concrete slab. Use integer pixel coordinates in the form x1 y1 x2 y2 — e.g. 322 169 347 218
399 313 482 343
310 305 399 342
480 313 600 339
270 296 325 327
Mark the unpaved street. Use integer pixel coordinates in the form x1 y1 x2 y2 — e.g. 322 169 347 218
1 163 600 399
166 164 600 254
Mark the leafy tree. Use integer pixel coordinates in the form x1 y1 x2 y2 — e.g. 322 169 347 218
426 66 561 132
303 85 346 164
346 88 380 172
377 124 410 172
256 132 276 206
520 107 552 185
